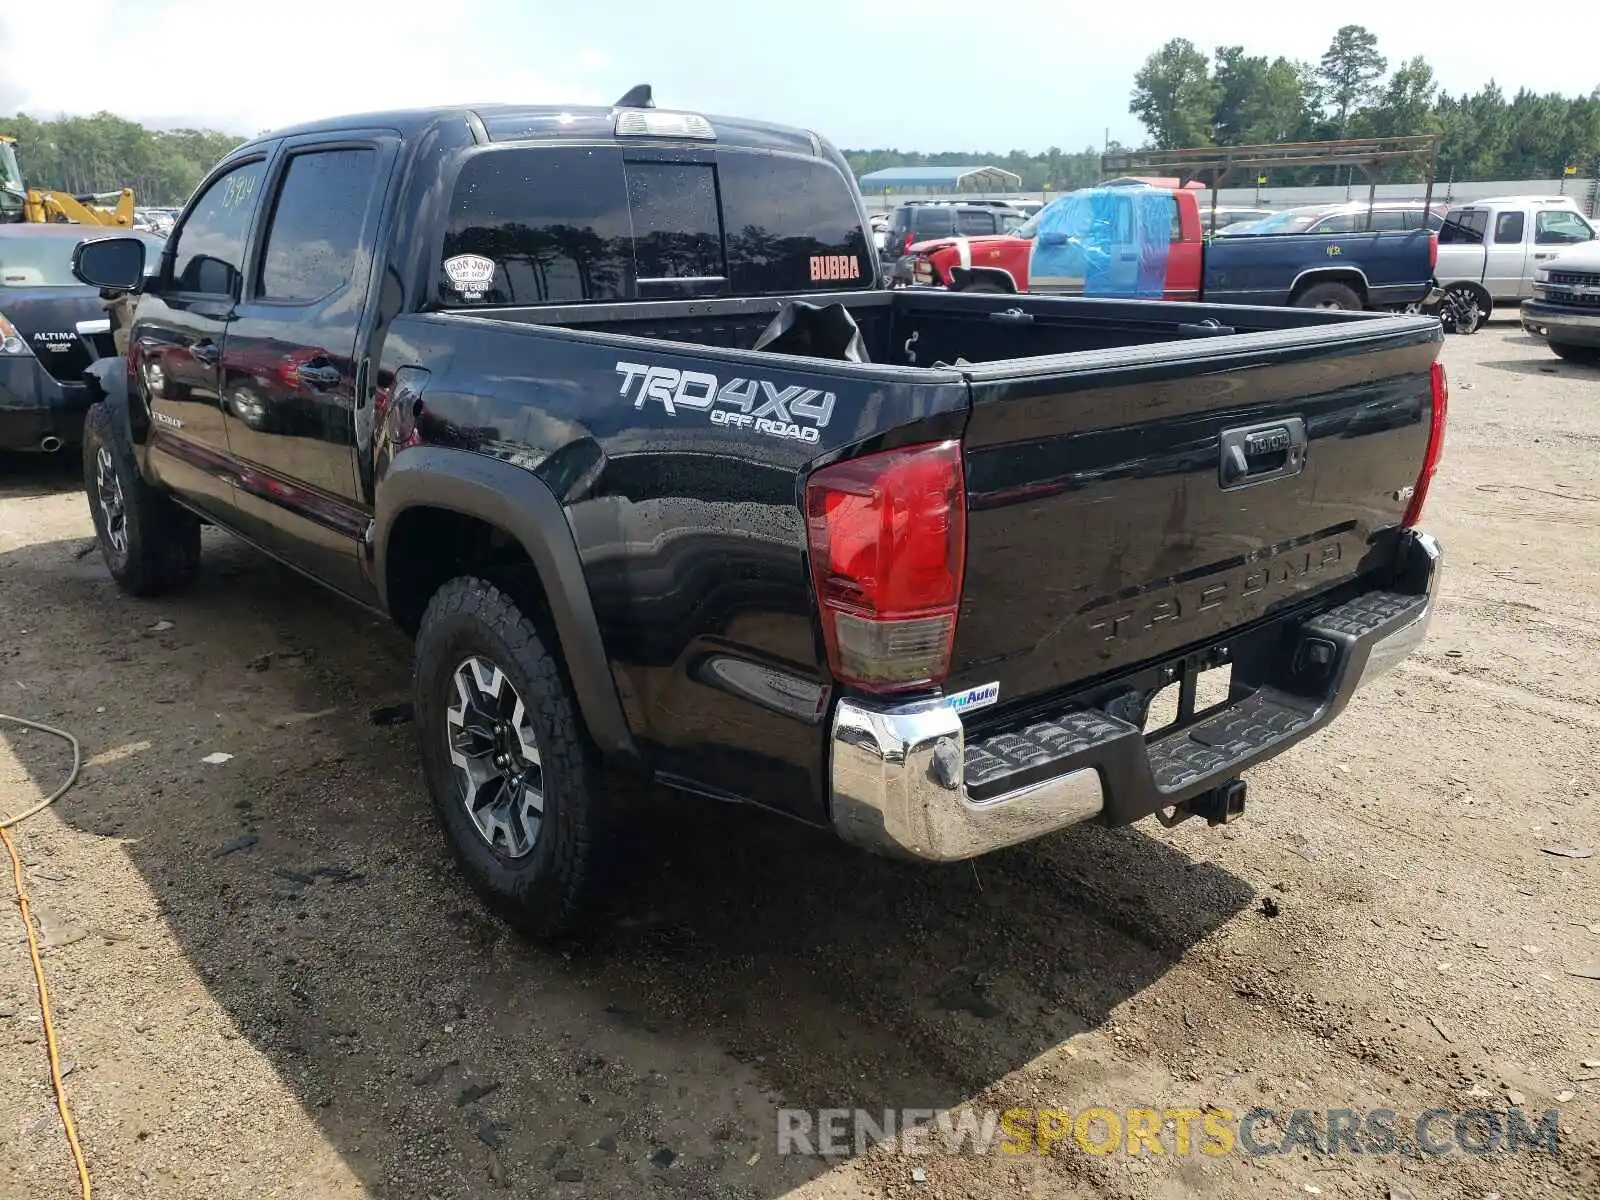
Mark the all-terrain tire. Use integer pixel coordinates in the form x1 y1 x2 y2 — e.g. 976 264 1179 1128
81 399 201 596
414 576 608 939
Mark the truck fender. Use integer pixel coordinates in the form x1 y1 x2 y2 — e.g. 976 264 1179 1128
373 446 640 766
1288 266 1370 304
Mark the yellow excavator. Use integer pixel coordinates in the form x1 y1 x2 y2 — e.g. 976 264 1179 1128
1 134 136 226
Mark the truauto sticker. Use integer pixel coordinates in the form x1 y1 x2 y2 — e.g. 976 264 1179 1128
615 361 836 444
442 254 496 300
947 682 1000 714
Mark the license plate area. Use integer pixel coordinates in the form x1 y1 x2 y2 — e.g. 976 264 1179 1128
1141 651 1238 740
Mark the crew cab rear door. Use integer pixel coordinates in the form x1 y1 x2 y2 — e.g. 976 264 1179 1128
942 301 1442 710
218 132 399 600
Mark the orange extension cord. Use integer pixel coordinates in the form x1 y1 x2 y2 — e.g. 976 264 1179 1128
1 712 92 1200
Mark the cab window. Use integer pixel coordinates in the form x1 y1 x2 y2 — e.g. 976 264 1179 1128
171 159 267 296
1536 210 1594 245
259 148 378 302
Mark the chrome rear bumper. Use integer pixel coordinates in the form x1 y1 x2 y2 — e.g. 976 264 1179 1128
828 531 1441 862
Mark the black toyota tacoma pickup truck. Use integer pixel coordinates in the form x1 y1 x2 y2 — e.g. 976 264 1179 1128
71 93 1447 936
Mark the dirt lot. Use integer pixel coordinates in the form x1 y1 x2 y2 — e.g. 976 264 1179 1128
1 320 1598 1200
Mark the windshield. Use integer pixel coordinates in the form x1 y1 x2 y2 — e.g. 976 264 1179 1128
1011 212 1039 240
0 234 163 287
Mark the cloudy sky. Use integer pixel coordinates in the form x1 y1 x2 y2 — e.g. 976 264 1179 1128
2 1 1594 151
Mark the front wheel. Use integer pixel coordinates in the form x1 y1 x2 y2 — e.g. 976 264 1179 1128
957 278 1009 294
1549 342 1600 366
414 577 610 939
81 400 201 596
1292 282 1363 311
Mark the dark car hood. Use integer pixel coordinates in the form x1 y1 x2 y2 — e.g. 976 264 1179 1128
0 285 115 384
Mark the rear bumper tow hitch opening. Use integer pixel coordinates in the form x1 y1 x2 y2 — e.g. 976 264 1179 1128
1155 778 1247 828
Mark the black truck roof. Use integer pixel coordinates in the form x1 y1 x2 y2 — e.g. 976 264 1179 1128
238 103 826 159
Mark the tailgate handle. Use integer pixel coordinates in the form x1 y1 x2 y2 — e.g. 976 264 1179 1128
1219 417 1307 489
987 306 1033 324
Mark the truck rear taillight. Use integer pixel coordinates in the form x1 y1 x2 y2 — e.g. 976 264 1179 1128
1404 360 1447 528
1429 231 1438 270
805 441 966 693
903 232 916 254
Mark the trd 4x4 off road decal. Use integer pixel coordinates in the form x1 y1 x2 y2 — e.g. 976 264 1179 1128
615 361 836 444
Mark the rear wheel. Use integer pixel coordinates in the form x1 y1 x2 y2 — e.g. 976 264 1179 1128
414 576 610 939
1292 282 1363 311
81 400 201 596
1549 342 1600 365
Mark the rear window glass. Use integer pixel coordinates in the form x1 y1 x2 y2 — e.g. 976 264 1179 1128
719 154 871 292
439 147 868 305
627 162 722 280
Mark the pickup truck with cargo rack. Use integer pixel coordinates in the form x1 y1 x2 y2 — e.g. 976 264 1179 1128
895 184 1440 312
70 91 1448 937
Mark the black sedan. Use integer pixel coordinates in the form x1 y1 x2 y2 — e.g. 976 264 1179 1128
0 224 163 452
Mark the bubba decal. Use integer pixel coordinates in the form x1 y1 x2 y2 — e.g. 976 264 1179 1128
615 361 835 444
443 254 496 299
809 255 861 282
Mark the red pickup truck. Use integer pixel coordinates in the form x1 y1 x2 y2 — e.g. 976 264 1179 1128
900 186 1437 311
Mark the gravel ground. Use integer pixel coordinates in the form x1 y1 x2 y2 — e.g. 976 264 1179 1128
1 319 1598 1200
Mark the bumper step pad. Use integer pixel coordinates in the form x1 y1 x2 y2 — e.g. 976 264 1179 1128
964 710 1133 801
1146 688 1314 792
1304 590 1426 640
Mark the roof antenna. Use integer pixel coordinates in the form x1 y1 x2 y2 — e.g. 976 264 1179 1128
614 84 654 109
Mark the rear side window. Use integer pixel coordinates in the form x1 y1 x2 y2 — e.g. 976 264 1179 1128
1314 212 1361 233
911 208 952 235
259 148 377 302
171 159 267 295
440 148 634 306
955 209 995 235
1494 211 1525 244
1439 210 1488 244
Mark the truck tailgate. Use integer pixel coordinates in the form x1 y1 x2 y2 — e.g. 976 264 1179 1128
947 314 1443 709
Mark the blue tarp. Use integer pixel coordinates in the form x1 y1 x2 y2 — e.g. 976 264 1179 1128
1029 188 1175 298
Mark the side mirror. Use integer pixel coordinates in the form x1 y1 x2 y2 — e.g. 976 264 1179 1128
72 236 146 291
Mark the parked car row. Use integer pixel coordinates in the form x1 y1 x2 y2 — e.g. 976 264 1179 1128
878 185 1598 358
886 185 1440 312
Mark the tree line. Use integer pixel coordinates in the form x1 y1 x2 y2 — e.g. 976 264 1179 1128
848 25 1599 190
2 112 243 205
1128 25 1600 183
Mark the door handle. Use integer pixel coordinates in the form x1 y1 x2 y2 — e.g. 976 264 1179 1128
1534 252 1556 260
1218 417 1308 490
295 362 342 389
191 341 219 365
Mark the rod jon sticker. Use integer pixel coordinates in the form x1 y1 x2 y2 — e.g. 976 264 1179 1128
443 254 496 300
947 682 1000 714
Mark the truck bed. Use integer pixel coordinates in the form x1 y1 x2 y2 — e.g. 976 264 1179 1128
419 289 1441 780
